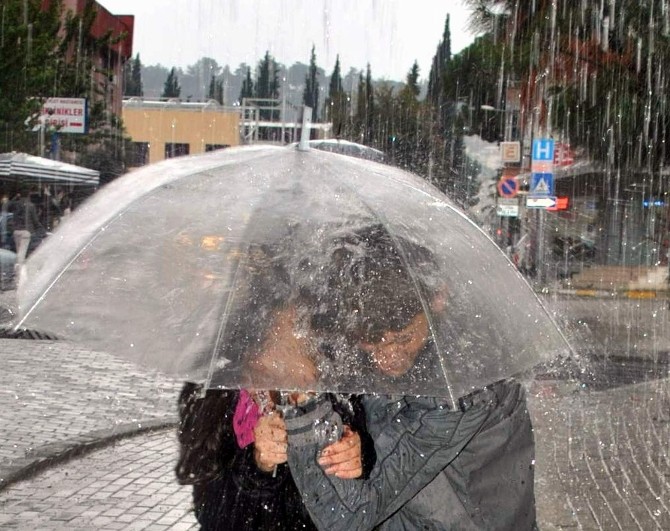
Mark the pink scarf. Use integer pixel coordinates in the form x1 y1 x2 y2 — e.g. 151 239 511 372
233 389 261 448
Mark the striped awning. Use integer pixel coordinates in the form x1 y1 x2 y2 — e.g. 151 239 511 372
0 152 99 186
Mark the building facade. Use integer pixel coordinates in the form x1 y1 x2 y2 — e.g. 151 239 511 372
42 0 134 117
122 99 241 166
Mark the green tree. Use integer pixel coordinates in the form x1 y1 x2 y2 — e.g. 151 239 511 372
239 67 253 101
207 74 223 103
0 0 64 153
161 67 181 98
462 0 670 171
324 56 349 137
0 0 134 181
354 64 375 144
427 14 451 107
124 53 143 97
255 51 280 122
302 45 320 120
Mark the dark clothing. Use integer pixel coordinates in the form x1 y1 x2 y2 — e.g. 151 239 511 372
285 379 535 531
8 197 41 233
176 384 374 531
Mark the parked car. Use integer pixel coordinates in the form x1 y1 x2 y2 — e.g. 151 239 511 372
552 239 597 278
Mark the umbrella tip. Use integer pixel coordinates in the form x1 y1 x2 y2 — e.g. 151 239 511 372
297 106 313 152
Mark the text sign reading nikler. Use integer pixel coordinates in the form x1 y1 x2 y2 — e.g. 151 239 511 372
40 98 88 134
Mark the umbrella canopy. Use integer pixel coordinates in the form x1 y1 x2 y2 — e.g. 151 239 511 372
300 139 386 162
15 145 571 401
0 152 99 187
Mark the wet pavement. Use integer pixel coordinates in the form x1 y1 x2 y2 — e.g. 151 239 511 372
0 287 670 530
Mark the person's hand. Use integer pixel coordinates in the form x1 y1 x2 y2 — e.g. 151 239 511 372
253 414 288 473
317 426 362 479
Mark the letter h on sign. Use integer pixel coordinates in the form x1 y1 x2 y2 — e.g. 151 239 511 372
531 139 555 174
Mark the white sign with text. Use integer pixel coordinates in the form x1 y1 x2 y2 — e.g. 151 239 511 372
40 98 87 134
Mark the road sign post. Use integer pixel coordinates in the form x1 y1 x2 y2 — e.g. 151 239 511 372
530 138 555 285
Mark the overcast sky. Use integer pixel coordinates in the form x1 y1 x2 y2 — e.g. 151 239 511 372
99 0 478 81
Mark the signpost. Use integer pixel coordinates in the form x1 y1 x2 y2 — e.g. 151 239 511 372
40 98 88 134
530 138 555 284
530 139 555 198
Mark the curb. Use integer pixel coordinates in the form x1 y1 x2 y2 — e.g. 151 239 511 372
0 417 178 493
540 288 669 299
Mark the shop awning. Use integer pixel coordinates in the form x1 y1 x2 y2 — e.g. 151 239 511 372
0 152 99 187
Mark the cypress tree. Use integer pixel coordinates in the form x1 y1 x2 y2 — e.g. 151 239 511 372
161 67 181 98
302 45 320 120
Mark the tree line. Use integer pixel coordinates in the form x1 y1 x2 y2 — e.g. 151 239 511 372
2 2 493 204
125 15 488 206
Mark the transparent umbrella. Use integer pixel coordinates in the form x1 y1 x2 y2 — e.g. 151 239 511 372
15 145 572 401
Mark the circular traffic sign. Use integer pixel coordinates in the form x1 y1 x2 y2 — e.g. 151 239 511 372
497 176 519 198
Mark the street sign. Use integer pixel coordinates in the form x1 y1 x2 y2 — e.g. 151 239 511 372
531 138 554 173
497 175 519 198
40 97 88 134
526 196 557 208
500 142 521 163
496 204 519 217
553 143 574 166
530 172 554 196
547 196 569 211
497 198 519 217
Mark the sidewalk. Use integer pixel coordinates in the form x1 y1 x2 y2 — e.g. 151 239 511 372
0 337 181 490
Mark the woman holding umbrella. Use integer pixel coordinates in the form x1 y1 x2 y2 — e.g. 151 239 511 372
279 224 537 530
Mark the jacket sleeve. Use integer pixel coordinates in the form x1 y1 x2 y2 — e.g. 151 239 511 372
286 395 491 531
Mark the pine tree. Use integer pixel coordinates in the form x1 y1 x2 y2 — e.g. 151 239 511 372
302 45 320 120
161 67 181 98
427 14 451 107
208 75 216 100
255 51 280 121
124 54 143 96
239 67 253 101
325 55 348 137
364 64 374 144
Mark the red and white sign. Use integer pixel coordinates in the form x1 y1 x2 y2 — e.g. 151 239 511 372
553 143 574 166
40 98 87 134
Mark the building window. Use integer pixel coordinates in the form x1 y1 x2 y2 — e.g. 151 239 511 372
165 143 190 158
128 142 150 167
205 144 230 152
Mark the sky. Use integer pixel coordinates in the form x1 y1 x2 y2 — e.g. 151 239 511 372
99 0 478 81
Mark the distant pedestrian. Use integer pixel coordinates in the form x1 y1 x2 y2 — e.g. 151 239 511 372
8 187 42 268
0 192 10 249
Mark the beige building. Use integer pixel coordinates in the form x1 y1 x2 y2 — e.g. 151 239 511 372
122 99 241 165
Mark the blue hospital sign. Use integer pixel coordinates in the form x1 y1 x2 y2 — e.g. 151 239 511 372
532 139 555 160
531 139 555 174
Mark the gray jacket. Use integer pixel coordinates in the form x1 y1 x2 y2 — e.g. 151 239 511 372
285 380 535 530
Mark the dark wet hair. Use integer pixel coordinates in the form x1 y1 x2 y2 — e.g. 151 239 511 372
308 224 436 344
